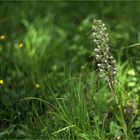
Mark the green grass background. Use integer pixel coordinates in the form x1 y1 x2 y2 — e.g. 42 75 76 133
0 1 140 139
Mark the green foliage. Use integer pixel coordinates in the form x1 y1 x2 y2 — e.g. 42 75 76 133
109 121 123 138
0 1 140 140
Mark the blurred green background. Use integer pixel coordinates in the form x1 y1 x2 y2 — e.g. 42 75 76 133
0 1 140 139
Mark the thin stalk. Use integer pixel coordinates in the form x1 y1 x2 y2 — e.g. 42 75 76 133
108 81 119 105
108 80 128 140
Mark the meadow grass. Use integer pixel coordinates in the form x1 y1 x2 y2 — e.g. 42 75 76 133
0 1 140 140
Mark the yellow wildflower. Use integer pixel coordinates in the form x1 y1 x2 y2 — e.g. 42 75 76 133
0 79 4 85
18 43 24 48
0 35 6 40
35 83 40 88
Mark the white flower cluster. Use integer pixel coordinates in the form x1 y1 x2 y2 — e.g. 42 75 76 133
92 19 116 82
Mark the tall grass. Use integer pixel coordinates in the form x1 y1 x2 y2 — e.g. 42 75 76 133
1 1 140 140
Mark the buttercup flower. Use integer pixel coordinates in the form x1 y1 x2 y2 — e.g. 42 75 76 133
18 43 24 48
35 83 40 88
0 35 6 40
0 79 4 85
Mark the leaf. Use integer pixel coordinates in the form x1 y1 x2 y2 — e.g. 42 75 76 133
110 121 123 138
52 125 76 135
127 69 135 76
128 82 136 87
0 125 16 138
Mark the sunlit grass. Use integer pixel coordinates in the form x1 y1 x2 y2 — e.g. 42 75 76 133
0 1 140 140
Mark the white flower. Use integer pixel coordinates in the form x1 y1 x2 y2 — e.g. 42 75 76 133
97 63 101 67
95 48 99 52
92 19 116 81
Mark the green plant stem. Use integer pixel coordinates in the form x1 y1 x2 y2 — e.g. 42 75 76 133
108 81 119 105
108 80 128 140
